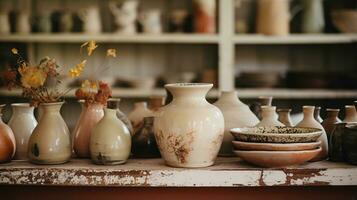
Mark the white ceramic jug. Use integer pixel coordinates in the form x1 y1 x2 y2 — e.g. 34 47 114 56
139 9 162 34
78 6 102 34
301 0 325 33
0 11 10 34
16 11 31 34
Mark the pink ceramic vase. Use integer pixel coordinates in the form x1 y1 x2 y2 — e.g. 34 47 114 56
0 105 16 163
296 106 328 161
73 103 104 158
342 105 357 123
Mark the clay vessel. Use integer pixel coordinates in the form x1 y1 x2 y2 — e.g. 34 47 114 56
277 108 294 127
128 102 153 133
314 106 323 123
296 106 328 161
72 103 104 158
256 106 284 127
342 124 357 165
107 99 133 135
329 122 348 162
214 91 259 156
154 83 224 168
342 105 357 123
132 117 161 158
322 108 341 141
0 105 16 163
250 96 273 120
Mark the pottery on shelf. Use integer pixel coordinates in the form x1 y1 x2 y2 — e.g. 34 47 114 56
128 102 153 133
301 0 325 33
329 122 349 162
28 102 71 165
342 124 357 165
255 106 284 127
132 117 161 158
232 140 321 151
250 96 273 120
314 106 323 123
0 105 16 163
154 83 224 168
109 0 138 34
213 91 259 156
8 103 37 160
322 108 341 141
78 6 102 34
234 147 322 168
16 11 31 34
342 105 357 123
148 96 165 112
277 108 294 127
72 102 104 158
139 9 162 34
296 106 328 161
231 127 322 143
0 10 11 34
193 0 216 33
90 102 131 165
107 98 134 136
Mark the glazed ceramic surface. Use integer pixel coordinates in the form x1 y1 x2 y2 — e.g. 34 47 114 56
342 105 357 123
128 102 153 133
90 107 131 165
255 106 284 127
0 105 16 163
329 122 349 162
154 83 224 168
322 108 341 141
234 147 322 168
107 99 134 135
342 124 357 165
214 91 259 156
73 103 104 158
132 117 161 158
277 108 294 127
28 102 71 164
296 106 328 161
8 103 37 160
231 127 322 143
232 140 321 151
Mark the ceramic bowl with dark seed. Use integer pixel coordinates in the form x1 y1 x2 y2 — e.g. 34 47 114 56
232 140 321 151
230 127 322 143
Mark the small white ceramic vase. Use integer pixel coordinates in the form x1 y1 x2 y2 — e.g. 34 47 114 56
139 9 162 34
78 6 102 34
16 11 31 34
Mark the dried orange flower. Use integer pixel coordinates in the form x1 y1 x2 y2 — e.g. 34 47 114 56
106 49 117 58
81 40 98 56
68 60 87 78
11 48 18 54
18 66 47 88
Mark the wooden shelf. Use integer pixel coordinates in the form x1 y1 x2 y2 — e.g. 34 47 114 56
233 34 357 44
0 158 356 187
0 33 219 44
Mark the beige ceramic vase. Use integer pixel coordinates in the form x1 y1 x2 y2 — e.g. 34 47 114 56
8 103 37 160
296 106 328 161
0 105 16 163
321 108 341 141
277 108 294 127
342 105 357 123
154 83 224 168
90 102 131 165
256 106 285 127
214 91 259 156
128 102 153 133
28 102 71 164
72 102 104 158
107 98 134 135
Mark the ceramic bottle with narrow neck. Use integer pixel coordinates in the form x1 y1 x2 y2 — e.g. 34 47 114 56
256 106 284 127
342 105 357 123
0 105 16 163
8 103 37 160
107 98 134 135
296 106 328 161
322 108 341 141
277 108 293 127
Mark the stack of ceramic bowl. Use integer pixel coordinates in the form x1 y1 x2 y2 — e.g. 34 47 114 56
230 127 323 167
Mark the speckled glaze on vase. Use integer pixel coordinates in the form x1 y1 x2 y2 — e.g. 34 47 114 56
296 106 328 161
72 103 104 158
342 124 357 165
314 106 323 123
329 122 348 162
90 103 131 165
214 91 259 156
154 83 224 168
342 105 357 123
28 102 71 165
256 106 284 127
8 103 37 160
132 117 161 158
277 108 293 127
128 102 153 133
0 105 16 163
322 108 341 141
107 98 134 135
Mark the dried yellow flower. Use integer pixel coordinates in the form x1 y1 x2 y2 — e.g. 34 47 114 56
68 60 87 78
18 66 47 88
11 48 18 54
106 49 117 58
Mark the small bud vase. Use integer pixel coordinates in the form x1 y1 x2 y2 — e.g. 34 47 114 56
342 105 357 123
28 102 71 164
277 108 294 127
321 108 341 141
0 104 16 163
256 106 284 127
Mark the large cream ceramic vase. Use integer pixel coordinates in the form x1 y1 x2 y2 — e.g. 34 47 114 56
296 106 328 161
28 102 71 164
154 83 224 168
8 103 37 160
214 91 259 156
72 103 104 158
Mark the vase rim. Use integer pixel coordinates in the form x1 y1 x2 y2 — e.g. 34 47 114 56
11 103 32 107
277 108 291 112
326 108 340 112
345 105 355 109
40 101 65 106
165 83 213 89
108 98 121 102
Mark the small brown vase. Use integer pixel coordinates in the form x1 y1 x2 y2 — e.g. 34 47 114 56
132 117 161 158
314 106 323 123
342 105 357 123
256 106 284 127
0 105 16 163
277 108 293 127
322 108 341 141
251 96 273 120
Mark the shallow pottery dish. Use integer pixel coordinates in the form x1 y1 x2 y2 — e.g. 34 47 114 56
234 147 322 168
232 140 321 151
230 127 322 143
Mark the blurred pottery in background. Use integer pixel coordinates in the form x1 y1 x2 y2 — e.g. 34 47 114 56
0 10 11 34
8 103 37 160
286 71 328 88
296 106 328 161
214 91 259 156
331 10 357 33
322 109 341 141
277 108 293 127
201 69 218 87
169 9 189 32
16 11 31 34
129 77 156 89
193 0 216 33
132 117 160 158
148 96 165 112
255 106 284 127
107 99 134 136
36 12 52 33
110 0 138 34
342 124 357 165
28 102 71 165
250 96 273 120
235 71 280 88
128 102 153 133
139 9 162 34
314 106 323 123
59 10 73 32
342 105 357 123
78 6 102 34
0 105 16 163
301 0 325 33
154 83 224 168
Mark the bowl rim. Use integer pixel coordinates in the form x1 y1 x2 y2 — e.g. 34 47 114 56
232 140 322 147
233 146 322 154
230 126 323 138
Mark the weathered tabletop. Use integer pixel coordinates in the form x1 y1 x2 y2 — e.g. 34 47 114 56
0 157 356 187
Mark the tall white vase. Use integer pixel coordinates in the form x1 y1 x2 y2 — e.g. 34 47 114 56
8 103 37 160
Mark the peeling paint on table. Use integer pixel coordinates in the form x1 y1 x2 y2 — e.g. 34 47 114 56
0 158 356 187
